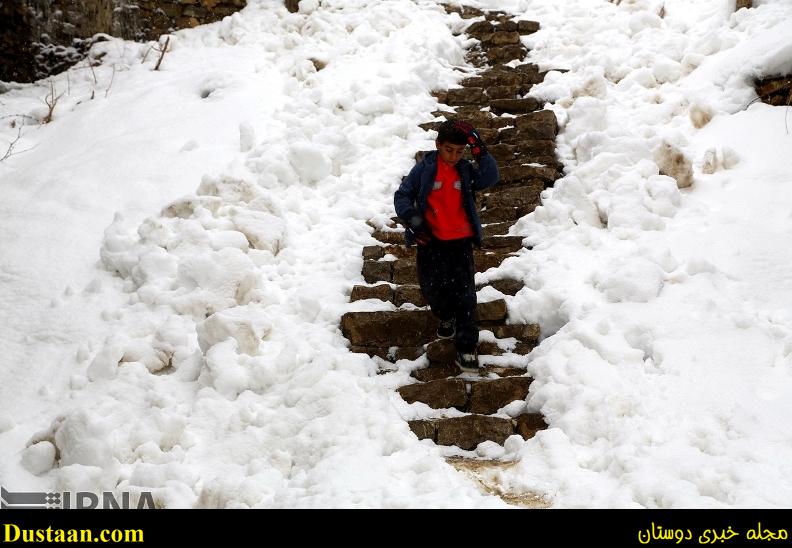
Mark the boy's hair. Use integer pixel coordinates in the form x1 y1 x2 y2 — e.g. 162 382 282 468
436 120 468 146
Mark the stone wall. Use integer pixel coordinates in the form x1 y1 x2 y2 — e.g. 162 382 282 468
1 0 247 83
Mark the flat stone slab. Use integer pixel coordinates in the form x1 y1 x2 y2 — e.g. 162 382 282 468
492 323 540 342
398 378 468 409
477 278 524 296
515 413 547 440
371 229 404 245
394 284 425 307
411 362 461 382
435 415 514 449
482 222 512 237
342 310 436 347
469 377 532 414
350 345 423 362
351 284 393 302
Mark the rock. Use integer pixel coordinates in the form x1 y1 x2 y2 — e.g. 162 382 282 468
481 235 524 252
480 207 519 224
362 245 385 260
350 284 392 302
392 258 417 284
408 420 436 441
371 229 404 245
485 183 542 209
477 341 504 356
481 31 521 46
341 310 436 347
196 306 271 356
735 0 752 10
394 285 425 306
478 299 508 322
481 365 527 377
362 260 392 283
482 222 512 237
490 97 540 114
485 45 529 64
21 441 57 475
514 413 547 440
492 323 540 342
474 250 512 271
654 142 693 189
469 377 532 414
446 87 487 106
517 20 540 34
486 86 521 100
412 362 461 382
435 415 514 449
350 346 423 362
426 339 457 363
478 278 524 296
397 378 468 409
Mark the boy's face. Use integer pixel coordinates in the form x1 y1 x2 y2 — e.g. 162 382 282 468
436 140 465 165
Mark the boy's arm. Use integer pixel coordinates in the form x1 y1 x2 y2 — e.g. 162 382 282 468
394 163 424 228
470 152 499 192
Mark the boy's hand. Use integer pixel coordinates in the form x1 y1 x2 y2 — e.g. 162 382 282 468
453 120 488 161
407 225 432 246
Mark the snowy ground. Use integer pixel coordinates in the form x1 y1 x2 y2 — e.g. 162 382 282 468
1 0 791 508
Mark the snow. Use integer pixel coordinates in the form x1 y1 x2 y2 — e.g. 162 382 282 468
2 0 792 508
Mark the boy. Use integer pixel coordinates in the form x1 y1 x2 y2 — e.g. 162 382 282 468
393 120 499 372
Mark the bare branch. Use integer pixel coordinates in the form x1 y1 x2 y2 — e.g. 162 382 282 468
42 80 65 124
1 127 25 162
141 43 156 64
105 64 116 98
154 36 171 71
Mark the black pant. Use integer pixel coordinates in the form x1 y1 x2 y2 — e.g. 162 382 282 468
416 237 478 353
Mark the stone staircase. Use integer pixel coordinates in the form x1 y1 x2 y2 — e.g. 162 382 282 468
341 5 560 453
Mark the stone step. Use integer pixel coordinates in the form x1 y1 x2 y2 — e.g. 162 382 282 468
490 97 540 114
445 87 487 106
409 412 546 449
498 163 559 185
480 31 522 47
426 337 535 365
442 4 485 19
409 415 512 449
397 376 531 413
482 221 511 237
476 277 524 296
362 236 524 263
496 110 558 141
489 140 557 162
481 44 529 64
479 181 543 210
412 363 527 382
398 378 468 409
480 206 517 225
362 248 519 284
351 273 527 306
371 228 403 245
342 300 509 347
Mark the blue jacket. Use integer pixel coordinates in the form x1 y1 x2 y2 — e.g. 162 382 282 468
393 150 499 248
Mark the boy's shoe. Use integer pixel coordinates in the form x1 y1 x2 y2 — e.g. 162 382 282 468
437 318 456 340
455 350 479 373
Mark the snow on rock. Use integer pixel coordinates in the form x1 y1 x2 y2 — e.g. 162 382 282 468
21 442 57 476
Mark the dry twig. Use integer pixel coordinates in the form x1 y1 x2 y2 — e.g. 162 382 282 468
154 36 171 71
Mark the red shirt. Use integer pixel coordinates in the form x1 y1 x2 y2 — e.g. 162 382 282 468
425 159 474 241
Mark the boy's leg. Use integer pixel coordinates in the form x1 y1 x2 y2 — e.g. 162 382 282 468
416 240 455 322
447 238 478 353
